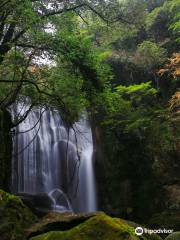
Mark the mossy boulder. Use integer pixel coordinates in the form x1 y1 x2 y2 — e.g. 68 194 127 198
0 189 38 240
165 232 180 240
125 220 162 240
29 212 162 240
17 193 55 217
26 212 98 237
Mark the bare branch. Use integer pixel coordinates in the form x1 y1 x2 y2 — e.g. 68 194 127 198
12 103 35 127
14 106 46 132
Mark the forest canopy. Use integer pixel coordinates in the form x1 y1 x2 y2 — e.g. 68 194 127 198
0 0 179 127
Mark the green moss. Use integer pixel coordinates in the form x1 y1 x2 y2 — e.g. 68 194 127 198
0 189 38 240
30 212 147 240
165 232 180 240
123 220 162 240
27 212 97 236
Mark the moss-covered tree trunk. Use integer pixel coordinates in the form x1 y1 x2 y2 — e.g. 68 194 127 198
0 109 12 191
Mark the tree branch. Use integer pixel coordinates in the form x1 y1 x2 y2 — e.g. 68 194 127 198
15 107 46 133
0 79 68 116
12 29 27 43
42 3 85 17
16 42 52 51
12 103 35 127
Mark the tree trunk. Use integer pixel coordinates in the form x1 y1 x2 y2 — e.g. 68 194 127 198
0 109 12 191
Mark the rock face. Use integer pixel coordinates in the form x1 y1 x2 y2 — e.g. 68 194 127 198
164 185 180 212
17 193 55 217
0 189 38 240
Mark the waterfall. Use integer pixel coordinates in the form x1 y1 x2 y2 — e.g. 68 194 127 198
11 99 97 213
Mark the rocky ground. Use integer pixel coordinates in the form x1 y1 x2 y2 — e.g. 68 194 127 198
0 189 179 240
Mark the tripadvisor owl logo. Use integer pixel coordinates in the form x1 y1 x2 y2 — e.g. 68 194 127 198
135 227 143 236
135 226 174 236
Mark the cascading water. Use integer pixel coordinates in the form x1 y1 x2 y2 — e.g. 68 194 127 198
11 99 97 213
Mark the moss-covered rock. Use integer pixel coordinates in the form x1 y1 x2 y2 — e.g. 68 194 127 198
165 232 180 240
0 189 38 240
124 220 162 240
0 191 162 240
27 212 98 237
29 212 162 240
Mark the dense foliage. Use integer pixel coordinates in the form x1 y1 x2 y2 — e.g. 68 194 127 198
0 0 179 225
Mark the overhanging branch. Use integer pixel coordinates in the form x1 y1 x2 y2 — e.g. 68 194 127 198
0 79 67 115
42 3 85 17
